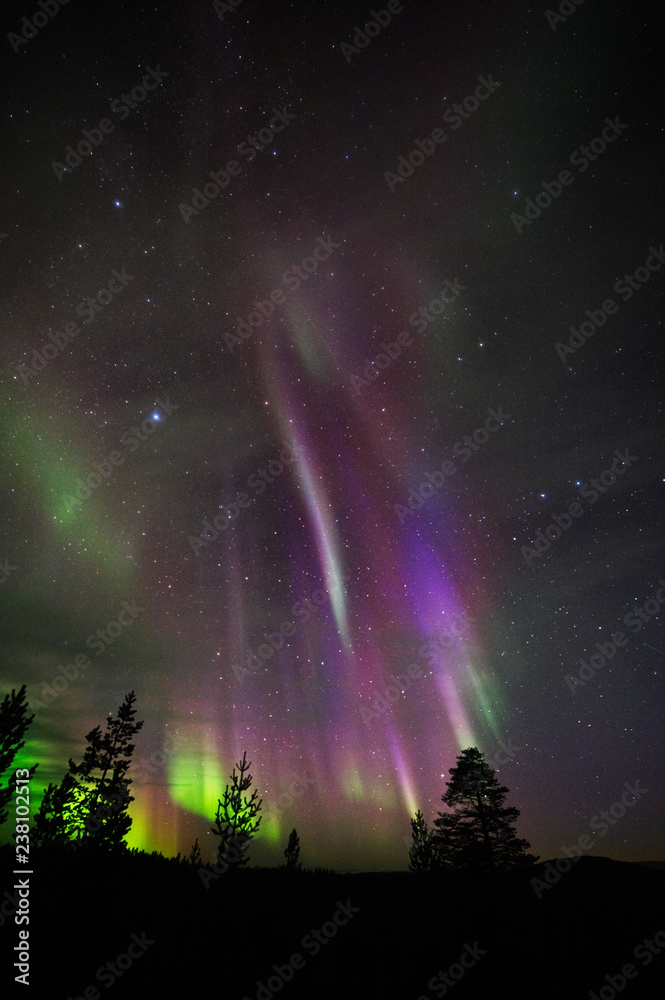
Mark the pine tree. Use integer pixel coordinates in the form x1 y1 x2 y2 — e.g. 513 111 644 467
188 837 202 866
32 692 143 849
68 691 143 848
284 828 302 870
31 773 84 848
408 809 442 872
0 685 38 829
432 747 538 871
211 751 262 869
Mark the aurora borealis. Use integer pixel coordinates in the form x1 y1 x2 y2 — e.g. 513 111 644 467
1 0 664 873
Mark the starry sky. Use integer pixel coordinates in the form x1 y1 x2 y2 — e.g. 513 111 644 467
0 0 663 871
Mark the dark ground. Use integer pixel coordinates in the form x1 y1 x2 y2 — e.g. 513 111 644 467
1 846 664 998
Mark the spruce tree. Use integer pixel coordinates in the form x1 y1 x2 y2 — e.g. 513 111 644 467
0 685 38 829
188 837 202 866
408 809 441 872
31 773 84 848
432 747 538 870
32 692 143 849
69 691 143 848
211 751 262 869
284 828 302 870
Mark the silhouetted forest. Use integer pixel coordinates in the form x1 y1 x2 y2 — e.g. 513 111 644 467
1 688 663 998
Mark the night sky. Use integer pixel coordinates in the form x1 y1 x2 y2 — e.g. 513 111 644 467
1 0 663 872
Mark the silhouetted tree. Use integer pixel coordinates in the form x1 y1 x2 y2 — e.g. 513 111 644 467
211 751 262 868
188 837 202 866
68 691 143 848
0 685 38 829
408 809 441 872
284 828 302 870
32 692 143 849
432 747 538 870
31 773 83 848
